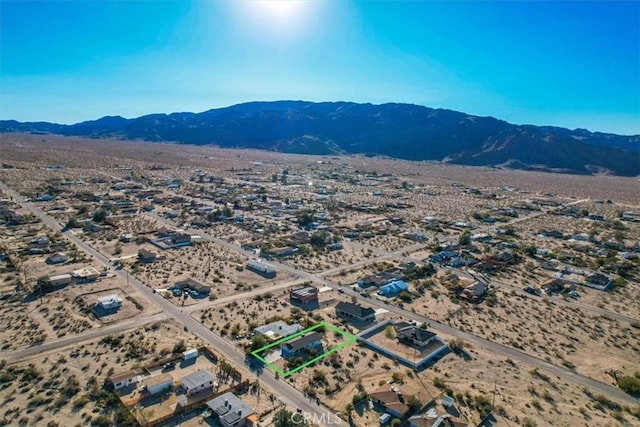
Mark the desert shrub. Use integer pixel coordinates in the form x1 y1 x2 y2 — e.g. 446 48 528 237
593 394 621 411
73 395 89 409
472 394 493 417
618 376 640 396
20 366 42 382
61 376 81 398
172 340 186 354
433 377 446 388
91 415 111 427
0 371 15 384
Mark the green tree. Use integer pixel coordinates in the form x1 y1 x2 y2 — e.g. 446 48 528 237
448 338 466 354
91 415 112 427
345 403 354 419
65 218 79 229
398 291 412 302
222 206 234 218
297 211 314 226
459 229 471 245
407 395 422 412
273 409 309 427
384 325 396 338
618 376 640 396
92 209 108 223
172 340 186 354
310 230 330 246
37 276 51 287
472 211 485 220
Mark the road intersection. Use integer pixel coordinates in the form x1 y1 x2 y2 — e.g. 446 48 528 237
0 179 637 421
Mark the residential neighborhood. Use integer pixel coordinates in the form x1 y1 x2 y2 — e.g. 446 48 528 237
0 136 638 427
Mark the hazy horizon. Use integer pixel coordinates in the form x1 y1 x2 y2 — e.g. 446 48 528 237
5 99 640 138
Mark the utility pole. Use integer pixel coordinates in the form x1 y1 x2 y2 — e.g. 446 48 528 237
492 377 497 408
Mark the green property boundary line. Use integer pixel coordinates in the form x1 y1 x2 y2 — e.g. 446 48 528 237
250 321 357 378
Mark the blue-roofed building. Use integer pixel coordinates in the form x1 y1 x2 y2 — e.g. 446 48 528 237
378 280 409 297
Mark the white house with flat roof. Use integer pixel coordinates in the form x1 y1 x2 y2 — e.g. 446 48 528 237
180 370 215 396
144 373 174 395
253 321 302 339
206 392 256 427
96 294 122 310
108 369 141 390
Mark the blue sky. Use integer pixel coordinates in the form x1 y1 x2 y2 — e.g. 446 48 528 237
1 0 639 134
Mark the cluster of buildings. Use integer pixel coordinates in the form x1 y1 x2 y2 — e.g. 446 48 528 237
42 266 102 289
108 348 258 427
150 228 193 250
439 274 487 301
246 259 276 278
357 273 410 298
543 270 613 293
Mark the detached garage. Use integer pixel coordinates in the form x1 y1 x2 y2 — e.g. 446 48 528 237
144 373 174 395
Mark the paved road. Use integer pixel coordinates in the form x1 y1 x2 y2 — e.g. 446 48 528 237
333 285 638 405
0 181 345 426
183 277 306 314
477 272 639 324
0 312 167 363
0 279 310 363
317 249 639 325
4 181 636 407
147 212 640 406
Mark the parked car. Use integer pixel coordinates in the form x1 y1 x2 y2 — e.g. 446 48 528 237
523 286 540 296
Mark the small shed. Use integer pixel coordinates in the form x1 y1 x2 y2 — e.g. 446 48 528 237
379 413 392 425
144 373 174 395
49 274 73 287
108 369 141 390
183 348 198 361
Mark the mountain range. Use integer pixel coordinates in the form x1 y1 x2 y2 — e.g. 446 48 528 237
2 101 639 176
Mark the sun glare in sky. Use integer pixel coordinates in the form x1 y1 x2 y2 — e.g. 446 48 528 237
258 0 303 19
1 1 638 133
234 0 320 38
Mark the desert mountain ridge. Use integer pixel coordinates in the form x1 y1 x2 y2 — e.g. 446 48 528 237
2 100 639 176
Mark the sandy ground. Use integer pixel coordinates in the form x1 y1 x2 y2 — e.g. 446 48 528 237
0 134 638 426
0 319 202 427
